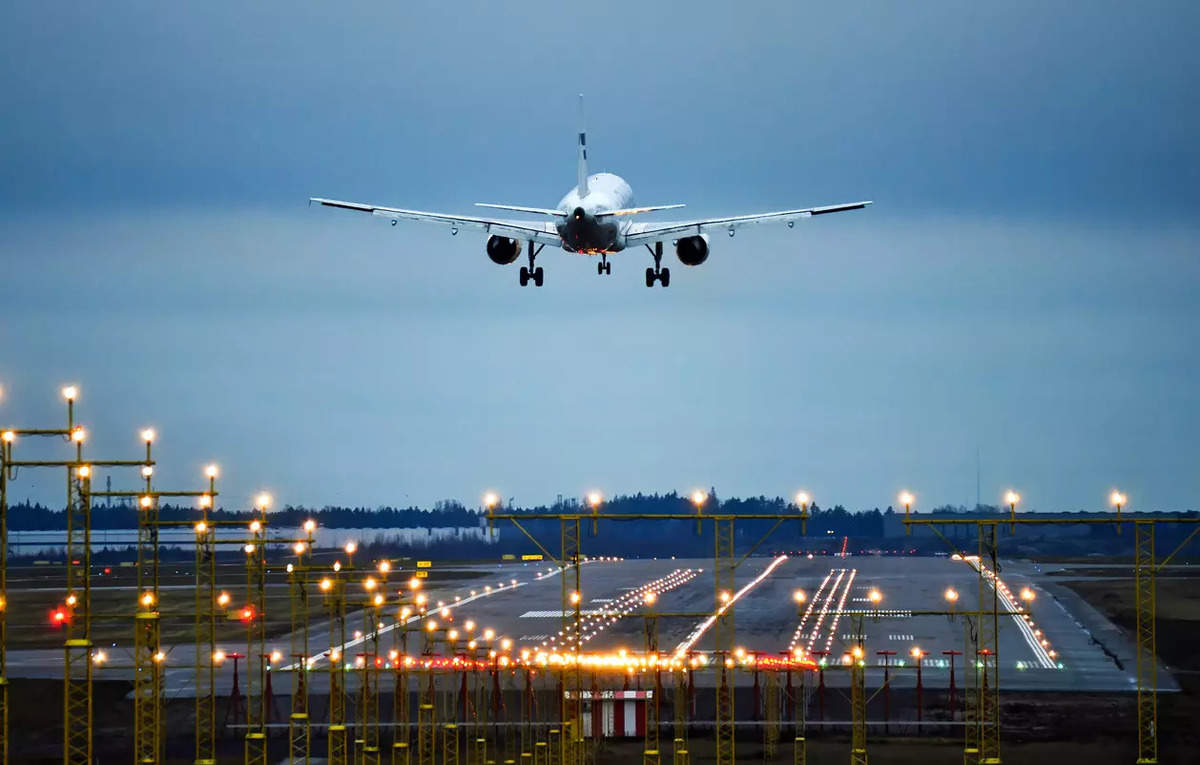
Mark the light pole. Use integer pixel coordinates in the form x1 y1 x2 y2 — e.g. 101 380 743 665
1005 490 1020 533
899 492 915 533
1111 490 1127 533
945 587 959 621
911 647 928 727
867 588 882 622
795 491 811 535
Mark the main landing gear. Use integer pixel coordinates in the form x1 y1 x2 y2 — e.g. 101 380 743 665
597 254 611 276
644 242 670 287
519 241 545 287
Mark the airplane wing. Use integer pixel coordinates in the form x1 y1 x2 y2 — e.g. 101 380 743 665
623 200 872 243
310 197 563 247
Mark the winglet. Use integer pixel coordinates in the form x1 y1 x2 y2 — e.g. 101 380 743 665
577 93 589 198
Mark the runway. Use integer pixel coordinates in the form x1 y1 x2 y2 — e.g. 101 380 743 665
3 554 1169 696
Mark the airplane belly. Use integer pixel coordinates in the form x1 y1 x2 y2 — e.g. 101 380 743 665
557 216 621 253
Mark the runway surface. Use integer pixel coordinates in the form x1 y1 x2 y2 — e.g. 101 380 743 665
4 554 1168 696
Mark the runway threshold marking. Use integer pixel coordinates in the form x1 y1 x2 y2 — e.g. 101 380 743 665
672 555 789 657
283 561 584 671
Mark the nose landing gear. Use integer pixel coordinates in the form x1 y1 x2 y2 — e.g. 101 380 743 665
643 242 670 287
597 255 611 276
520 241 545 287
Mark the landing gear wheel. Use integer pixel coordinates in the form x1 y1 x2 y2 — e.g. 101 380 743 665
519 266 529 286
598 261 604 275
645 267 655 288
660 267 670 287
533 266 544 287
604 261 611 275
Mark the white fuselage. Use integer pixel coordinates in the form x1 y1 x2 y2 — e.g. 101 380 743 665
555 172 634 253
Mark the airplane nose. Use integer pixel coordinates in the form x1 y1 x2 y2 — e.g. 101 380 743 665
573 206 585 220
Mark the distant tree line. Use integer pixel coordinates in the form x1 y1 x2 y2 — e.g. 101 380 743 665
5 492 1195 559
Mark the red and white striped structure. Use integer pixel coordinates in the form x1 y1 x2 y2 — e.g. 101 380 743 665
567 690 653 738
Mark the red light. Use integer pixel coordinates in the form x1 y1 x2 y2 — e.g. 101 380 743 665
103 567 111 575
53 610 66 624
241 606 254 621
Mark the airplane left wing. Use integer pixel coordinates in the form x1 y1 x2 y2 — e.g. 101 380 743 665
310 197 563 247
623 200 872 243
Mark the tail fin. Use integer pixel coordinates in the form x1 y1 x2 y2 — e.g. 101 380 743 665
576 93 589 198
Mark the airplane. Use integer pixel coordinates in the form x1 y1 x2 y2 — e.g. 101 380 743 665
310 96 871 288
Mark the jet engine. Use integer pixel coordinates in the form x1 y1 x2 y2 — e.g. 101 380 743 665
486 236 521 265
675 234 710 266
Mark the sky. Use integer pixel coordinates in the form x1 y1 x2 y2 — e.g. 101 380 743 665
1 2 1198 512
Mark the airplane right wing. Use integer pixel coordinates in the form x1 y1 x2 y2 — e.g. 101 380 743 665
310 197 563 247
623 200 872 243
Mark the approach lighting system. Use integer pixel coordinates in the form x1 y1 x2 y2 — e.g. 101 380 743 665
586 491 603 509
140 428 156 443
255 493 271 511
793 589 807 604
205 464 219 479
76 465 90 479
62 386 77 401
483 491 500 509
1020 587 1036 602
71 427 86 443
944 587 959 603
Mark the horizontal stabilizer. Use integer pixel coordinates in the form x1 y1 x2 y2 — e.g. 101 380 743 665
597 204 686 217
475 203 567 217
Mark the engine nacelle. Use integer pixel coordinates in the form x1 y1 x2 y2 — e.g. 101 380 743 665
675 234 710 266
486 236 521 265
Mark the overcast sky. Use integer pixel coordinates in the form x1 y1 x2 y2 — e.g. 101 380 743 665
1 2 1197 512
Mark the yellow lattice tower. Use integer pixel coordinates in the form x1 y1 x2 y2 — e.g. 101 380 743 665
764 666 779 760
133 457 164 764
560 516 583 765
849 616 867 765
520 667 534 760
324 552 350 765
244 497 269 765
976 523 1001 765
393 606 412 765
444 723 460 765
794 659 807 765
194 472 218 765
289 522 316 765
1134 522 1157 764
359 559 391 765
643 602 660 765
961 615 978 765
418 672 437 765
713 517 736 765
1 389 153 765
64 428 93 765
672 663 688 765
0 429 10 765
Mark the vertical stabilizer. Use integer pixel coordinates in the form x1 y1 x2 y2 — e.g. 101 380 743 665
576 93 589 198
